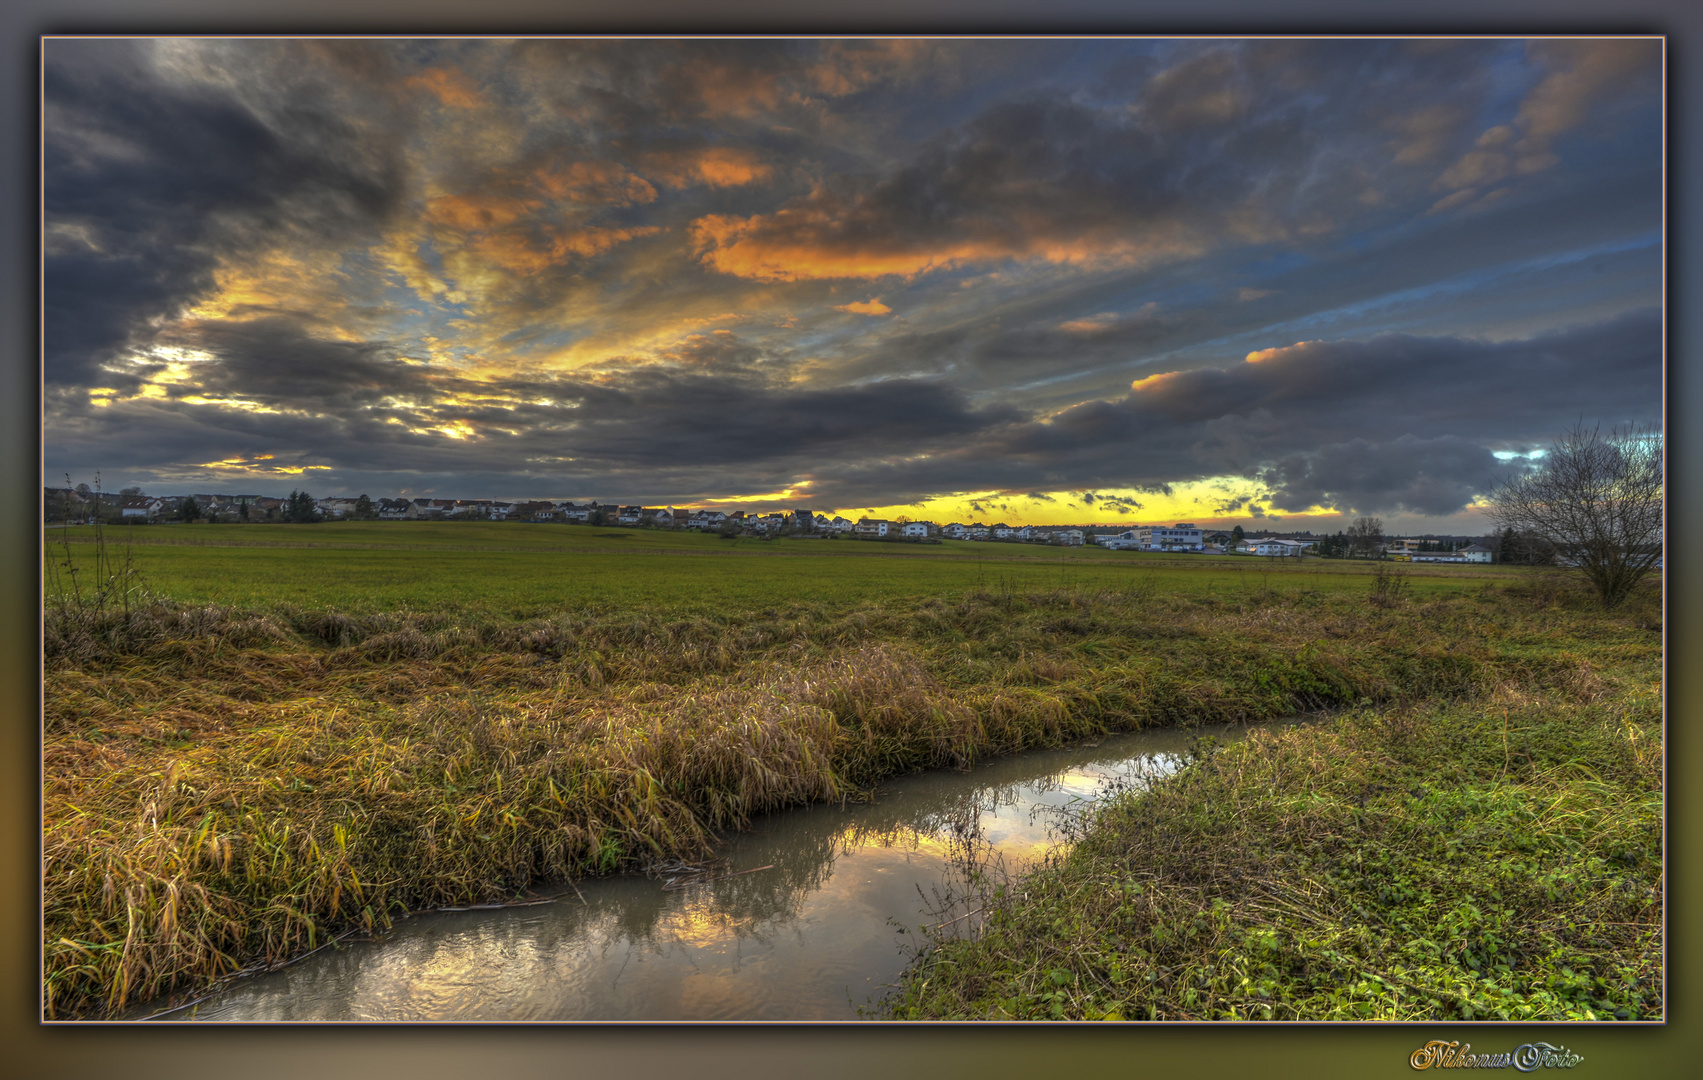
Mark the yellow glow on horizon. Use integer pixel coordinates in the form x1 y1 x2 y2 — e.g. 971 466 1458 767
703 482 811 505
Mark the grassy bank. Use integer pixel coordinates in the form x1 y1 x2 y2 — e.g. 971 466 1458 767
43 545 1660 1019
882 646 1662 1021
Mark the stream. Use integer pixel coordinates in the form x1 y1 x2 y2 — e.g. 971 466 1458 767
143 718 1295 1022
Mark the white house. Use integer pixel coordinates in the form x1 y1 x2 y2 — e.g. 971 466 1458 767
405 498 448 519
1096 530 1144 550
854 518 892 537
942 523 967 539
1242 537 1310 556
1460 543 1494 563
1138 524 1204 552
901 521 938 538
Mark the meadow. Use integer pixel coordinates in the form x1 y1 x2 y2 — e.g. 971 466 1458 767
40 520 1660 1021
45 520 1502 612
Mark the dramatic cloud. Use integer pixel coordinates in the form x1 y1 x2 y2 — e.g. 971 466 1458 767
43 38 1662 528
782 309 1660 513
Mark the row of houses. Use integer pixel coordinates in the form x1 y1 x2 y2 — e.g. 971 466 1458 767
355 499 818 530
1223 536 1494 561
352 499 1102 543
827 519 1090 544
1387 544 1494 563
113 494 284 520
45 490 1501 562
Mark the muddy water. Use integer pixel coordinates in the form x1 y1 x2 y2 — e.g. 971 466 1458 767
150 720 1294 1022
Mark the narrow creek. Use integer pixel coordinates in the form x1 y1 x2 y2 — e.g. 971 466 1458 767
144 718 1297 1022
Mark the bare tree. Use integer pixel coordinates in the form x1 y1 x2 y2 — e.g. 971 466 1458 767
1346 516 1384 559
1486 422 1662 608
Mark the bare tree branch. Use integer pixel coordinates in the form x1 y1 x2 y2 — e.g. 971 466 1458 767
1486 422 1663 608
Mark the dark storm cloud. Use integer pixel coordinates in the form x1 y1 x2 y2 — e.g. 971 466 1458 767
48 304 1659 517
44 40 409 385
50 320 1024 500
553 364 1022 471
862 302 1207 382
1256 436 1503 517
691 39 1603 283
162 318 437 409
788 308 1659 513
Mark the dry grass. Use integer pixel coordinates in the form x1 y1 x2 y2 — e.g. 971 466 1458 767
43 573 1659 1018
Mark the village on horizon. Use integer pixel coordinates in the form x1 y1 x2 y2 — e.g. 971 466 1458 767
43 485 1499 560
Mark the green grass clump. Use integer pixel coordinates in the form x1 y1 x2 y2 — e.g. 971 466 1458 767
882 684 1662 1022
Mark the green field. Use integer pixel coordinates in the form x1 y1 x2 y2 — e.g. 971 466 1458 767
41 519 1659 1021
45 520 1506 613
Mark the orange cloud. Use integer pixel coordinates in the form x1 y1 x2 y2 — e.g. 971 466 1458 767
1130 371 1182 391
1245 343 1302 364
550 225 661 259
807 39 935 97
651 147 772 189
1430 40 1655 202
405 67 484 110
836 298 891 315
426 192 538 231
686 61 785 118
692 214 968 280
535 160 658 206
691 211 1189 282
1517 40 1653 147
1059 309 1147 334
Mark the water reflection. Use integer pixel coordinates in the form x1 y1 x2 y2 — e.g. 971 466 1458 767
154 720 1284 1021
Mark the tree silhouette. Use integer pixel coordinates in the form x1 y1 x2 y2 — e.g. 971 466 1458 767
1486 422 1661 607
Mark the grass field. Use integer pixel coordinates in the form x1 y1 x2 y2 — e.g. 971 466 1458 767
44 520 1507 613
40 520 1661 1021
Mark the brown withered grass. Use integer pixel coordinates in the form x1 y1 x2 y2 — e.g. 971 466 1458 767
43 572 1660 1017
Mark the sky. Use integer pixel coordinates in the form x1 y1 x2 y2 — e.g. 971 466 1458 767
42 37 1662 533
